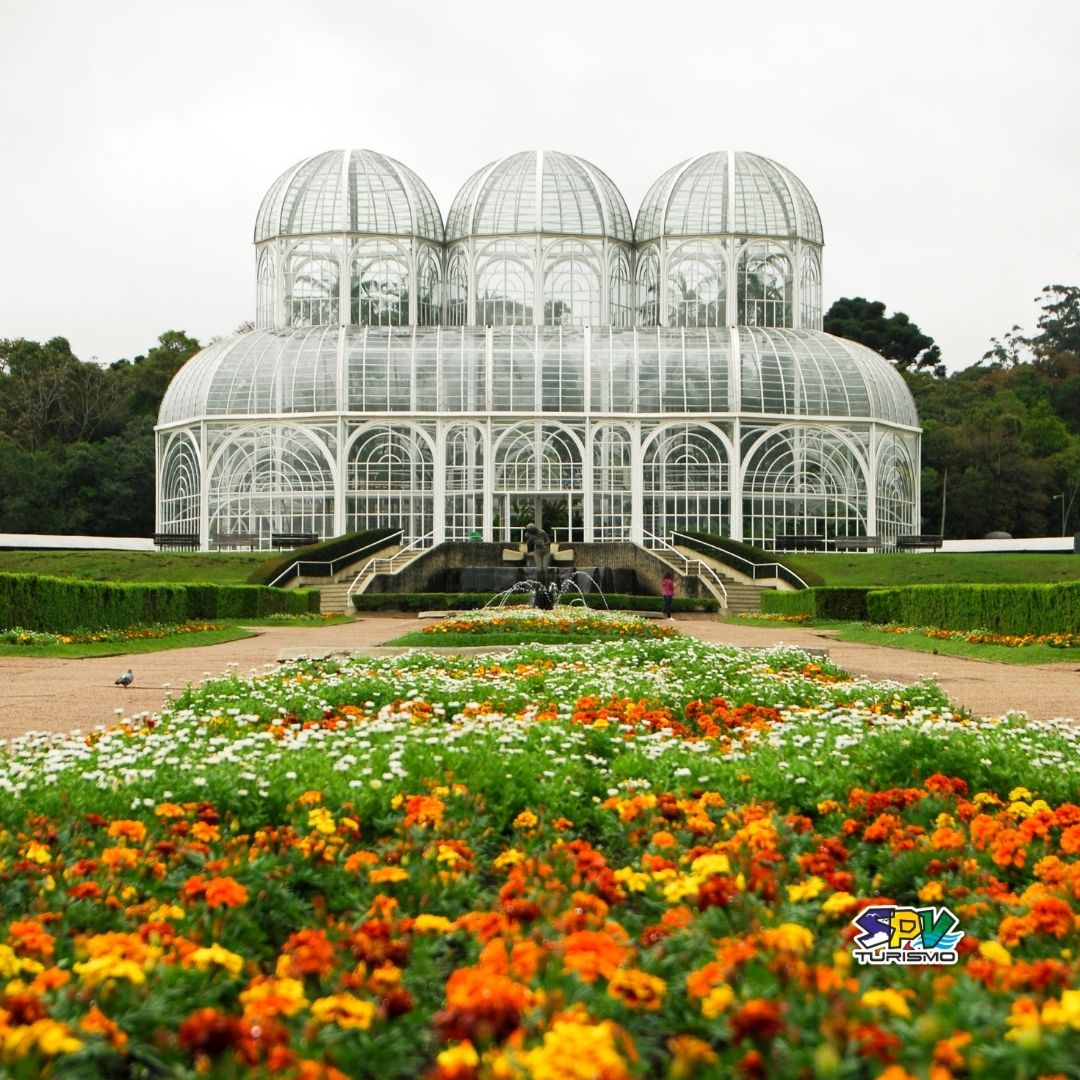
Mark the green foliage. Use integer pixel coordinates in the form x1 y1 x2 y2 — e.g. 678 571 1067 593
866 581 1080 635
762 587 874 620
789 552 1080 587
0 549 267 583
0 573 317 632
824 296 942 371
246 528 399 585
352 592 719 613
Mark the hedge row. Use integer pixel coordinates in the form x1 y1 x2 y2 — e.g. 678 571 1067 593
762 587 875 620
0 574 319 633
247 528 399 586
352 592 720 613
866 582 1080 636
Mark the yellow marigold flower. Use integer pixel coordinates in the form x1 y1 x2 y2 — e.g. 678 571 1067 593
0 944 21 979
701 984 736 1018
494 848 525 869
24 841 51 865
614 866 650 893
154 802 186 818
413 914 455 934
73 955 146 989
978 940 1012 966
437 845 464 865
861 988 912 1019
918 881 945 903
662 876 699 904
1008 787 1033 803
187 944 245 978
513 809 539 830
1059 988 1080 1029
667 1034 717 1068
307 807 336 835
821 892 858 916
760 923 814 954
4 1019 83 1058
786 876 826 902
310 993 377 1030
817 800 842 815
690 852 731 877
368 867 409 884
240 976 308 1017
518 1017 631 1080
436 1042 479 1071
149 904 186 922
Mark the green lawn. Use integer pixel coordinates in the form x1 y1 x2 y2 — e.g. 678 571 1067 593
0 625 256 658
0 549 268 583
785 551 1080 587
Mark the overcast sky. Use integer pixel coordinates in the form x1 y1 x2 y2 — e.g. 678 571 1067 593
2 0 1077 371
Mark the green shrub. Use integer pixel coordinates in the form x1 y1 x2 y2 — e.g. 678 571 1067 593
866 582 1080 635
352 592 719 613
761 587 874 620
677 531 826 587
0 573 318 631
247 529 399 586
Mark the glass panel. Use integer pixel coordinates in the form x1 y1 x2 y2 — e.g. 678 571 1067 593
351 240 408 326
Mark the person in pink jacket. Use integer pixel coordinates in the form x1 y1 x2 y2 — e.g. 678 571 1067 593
661 573 676 620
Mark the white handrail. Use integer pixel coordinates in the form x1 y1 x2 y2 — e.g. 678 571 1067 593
347 532 434 597
641 531 728 608
670 531 810 591
267 530 403 589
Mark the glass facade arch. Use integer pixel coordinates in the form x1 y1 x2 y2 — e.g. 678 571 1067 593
158 148 921 551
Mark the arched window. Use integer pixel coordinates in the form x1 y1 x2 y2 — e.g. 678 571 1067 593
444 424 485 540
666 241 727 327
737 242 793 327
347 424 433 542
416 249 441 326
643 423 728 537
800 250 821 330
351 241 409 326
592 424 633 540
256 249 276 329
446 250 468 326
875 434 917 541
285 241 340 327
160 435 200 535
543 240 602 326
636 248 660 327
609 251 632 328
475 241 534 326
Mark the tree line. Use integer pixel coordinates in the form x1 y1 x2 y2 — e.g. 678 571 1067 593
1 289 1079 539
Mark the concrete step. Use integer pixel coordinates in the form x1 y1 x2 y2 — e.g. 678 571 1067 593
316 583 353 613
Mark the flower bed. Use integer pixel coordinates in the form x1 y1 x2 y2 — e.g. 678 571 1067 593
876 624 1080 650
0 636 1078 1077
423 608 675 640
0 621 226 646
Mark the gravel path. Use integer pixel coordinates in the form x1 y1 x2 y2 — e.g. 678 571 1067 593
1 614 1076 740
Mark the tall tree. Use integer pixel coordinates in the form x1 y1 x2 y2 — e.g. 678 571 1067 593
824 297 943 372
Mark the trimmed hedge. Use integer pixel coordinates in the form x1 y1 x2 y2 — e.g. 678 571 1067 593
247 528 399 586
677 531 826 587
866 582 1080 635
352 592 720 614
0 573 319 633
761 587 875 620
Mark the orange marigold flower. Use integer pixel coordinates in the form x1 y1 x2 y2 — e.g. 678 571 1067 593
667 1034 717 1068
177 1007 242 1057
1060 823 1080 855
80 1005 128 1051
100 846 139 871
435 965 530 1045
106 820 147 844
729 999 784 1045
560 930 632 983
277 928 336 979
607 968 666 1010
203 876 248 909
1028 897 1075 938
7 919 56 959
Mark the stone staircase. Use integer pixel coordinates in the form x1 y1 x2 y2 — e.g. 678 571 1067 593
295 543 404 614
670 545 776 615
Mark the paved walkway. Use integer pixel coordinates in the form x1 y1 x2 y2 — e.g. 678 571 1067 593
1 615 1076 740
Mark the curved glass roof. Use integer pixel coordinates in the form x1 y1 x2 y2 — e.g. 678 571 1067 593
254 150 444 243
160 326 915 428
635 151 823 245
445 150 633 244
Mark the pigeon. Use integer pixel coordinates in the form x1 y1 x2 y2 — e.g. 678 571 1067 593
115 669 134 689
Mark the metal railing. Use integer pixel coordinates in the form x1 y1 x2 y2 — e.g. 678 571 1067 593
670 532 810 591
347 532 434 598
641 531 728 608
267 530 403 589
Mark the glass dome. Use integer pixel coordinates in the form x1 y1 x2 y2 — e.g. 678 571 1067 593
445 150 633 243
254 149 443 244
635 151 823 245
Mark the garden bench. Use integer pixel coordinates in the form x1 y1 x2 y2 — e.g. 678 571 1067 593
153 532 199 549
895 534 944 551
210 532 258 550
773 535 827 552
270 532 319 549
833 536 884 551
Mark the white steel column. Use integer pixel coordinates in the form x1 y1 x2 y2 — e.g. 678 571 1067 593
866 423 879 536
334 327 347 537
582 327 593 541
483 328 496 540
199 421 210 549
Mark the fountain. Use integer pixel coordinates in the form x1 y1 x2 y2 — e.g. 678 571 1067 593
483 567 611 610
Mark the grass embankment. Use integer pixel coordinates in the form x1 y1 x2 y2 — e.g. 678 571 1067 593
786 551 1080 587
0 549 267 583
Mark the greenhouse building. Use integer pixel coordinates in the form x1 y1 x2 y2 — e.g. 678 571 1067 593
156 148 920 550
